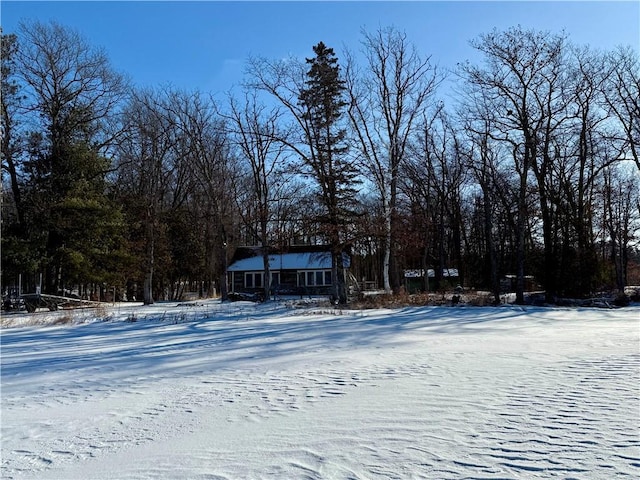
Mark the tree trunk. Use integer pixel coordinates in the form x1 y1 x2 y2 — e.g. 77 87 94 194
334 250 348 305
143 272 153 305
421 245 430 292
515 167 527 305
382 203 392 293
143 207 155 305
389 165 402 293
262 248 271 302
483 186 500 304
219 241 229 302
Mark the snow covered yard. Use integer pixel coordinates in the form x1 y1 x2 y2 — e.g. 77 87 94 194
1 301 639 479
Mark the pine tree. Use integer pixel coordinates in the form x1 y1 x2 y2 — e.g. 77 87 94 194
13 21 128 294
298 42 358 304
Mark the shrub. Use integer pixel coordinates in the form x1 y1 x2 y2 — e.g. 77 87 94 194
52 314 74 325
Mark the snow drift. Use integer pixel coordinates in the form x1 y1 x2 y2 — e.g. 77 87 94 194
1 300 639 479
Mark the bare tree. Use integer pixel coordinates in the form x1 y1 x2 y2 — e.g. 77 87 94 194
456 88 506 303
603 46 640 172
345 27 443 293
460 27 569 303
16 21 127 154
602 163 640 293
116 88 179 304
551 45 617 296
223 90 291 300
161 89 236 301
403 108 465 292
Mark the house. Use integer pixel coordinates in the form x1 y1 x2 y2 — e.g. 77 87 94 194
227 246 350 298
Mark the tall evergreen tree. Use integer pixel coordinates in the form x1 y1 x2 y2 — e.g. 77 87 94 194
298 42 358 304
2 21 128 295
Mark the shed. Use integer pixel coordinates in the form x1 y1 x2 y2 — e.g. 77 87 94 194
403 268 460 293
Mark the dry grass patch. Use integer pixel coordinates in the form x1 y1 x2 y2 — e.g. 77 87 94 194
349 290 502 309
51 314 74 325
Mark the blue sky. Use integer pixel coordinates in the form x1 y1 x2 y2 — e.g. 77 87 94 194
2 1 639 97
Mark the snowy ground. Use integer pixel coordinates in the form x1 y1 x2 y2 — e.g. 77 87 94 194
1 300 639 479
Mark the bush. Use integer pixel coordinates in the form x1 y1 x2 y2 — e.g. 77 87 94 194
613 294 630 307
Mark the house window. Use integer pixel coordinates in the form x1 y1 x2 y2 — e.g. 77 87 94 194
245 272 279 289
298 270 332 286
245 272 263 288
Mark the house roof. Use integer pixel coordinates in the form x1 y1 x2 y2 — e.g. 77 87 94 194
228 252 336 272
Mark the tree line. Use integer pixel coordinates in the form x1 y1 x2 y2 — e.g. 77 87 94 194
2 21 638 305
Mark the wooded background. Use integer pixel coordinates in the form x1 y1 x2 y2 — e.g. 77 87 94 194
2 22 638 304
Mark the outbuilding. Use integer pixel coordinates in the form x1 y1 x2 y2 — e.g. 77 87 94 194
404 268 460 293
